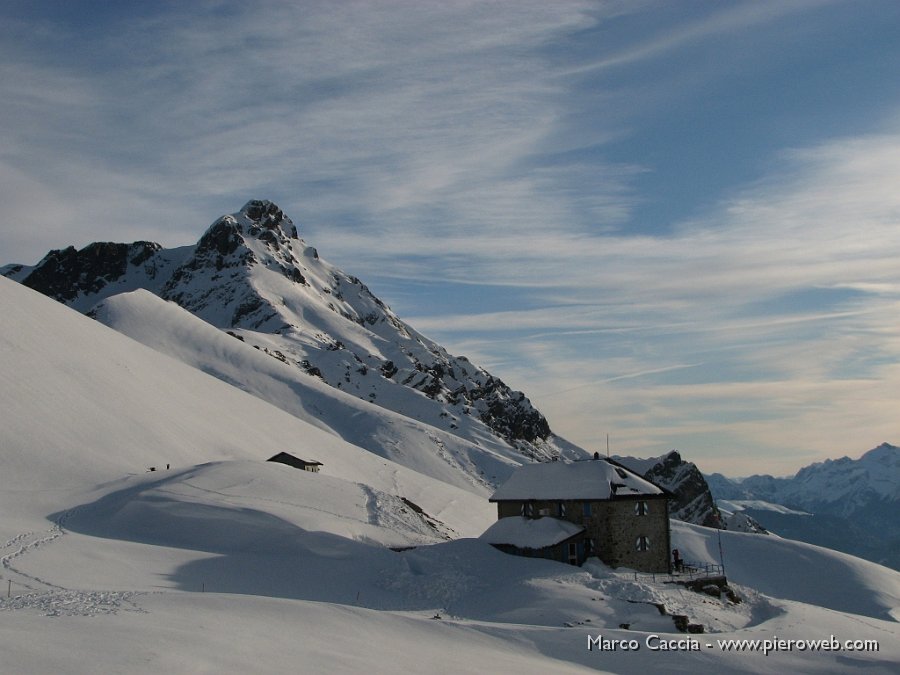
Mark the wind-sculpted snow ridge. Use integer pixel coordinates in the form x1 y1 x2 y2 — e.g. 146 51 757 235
5 200 587 488
0 275 492 538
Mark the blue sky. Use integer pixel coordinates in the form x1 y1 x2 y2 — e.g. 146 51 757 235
2 0 899 475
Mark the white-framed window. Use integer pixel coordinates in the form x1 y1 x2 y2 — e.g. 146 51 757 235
635 536 651 552
521 502 534 518
635 501 649 516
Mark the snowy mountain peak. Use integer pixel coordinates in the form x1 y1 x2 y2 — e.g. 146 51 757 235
704 443 900 569
862 442 899 464
194 200 297 267
789 442 899 498
4 201 585 484
238 199 298 240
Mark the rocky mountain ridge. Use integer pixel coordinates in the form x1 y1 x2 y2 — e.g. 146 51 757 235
3 200 582 476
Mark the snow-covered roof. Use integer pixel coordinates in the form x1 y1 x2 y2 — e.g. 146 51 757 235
479 516 584 549
490 459 664 501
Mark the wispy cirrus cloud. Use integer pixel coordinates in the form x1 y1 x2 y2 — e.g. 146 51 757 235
399 126 900 474
558 0 836 75
0 0 607 261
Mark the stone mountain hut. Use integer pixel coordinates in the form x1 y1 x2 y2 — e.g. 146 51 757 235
482 456 671 573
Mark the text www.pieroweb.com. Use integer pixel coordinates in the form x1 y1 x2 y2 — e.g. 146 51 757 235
588 634 880 654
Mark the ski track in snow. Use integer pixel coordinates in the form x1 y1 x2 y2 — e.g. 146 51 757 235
0 509 151 617
0 590 150 617
1 510 77 593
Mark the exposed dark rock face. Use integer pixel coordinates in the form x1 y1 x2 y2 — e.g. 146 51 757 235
196 217 243 259
242 199 297 239
477 382 550 443
644 451 723 528
17 242 161 303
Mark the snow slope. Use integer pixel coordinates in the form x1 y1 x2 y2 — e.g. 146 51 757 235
3 275 900 673
0 276 491 541
671 521 900 622
90 288 521 493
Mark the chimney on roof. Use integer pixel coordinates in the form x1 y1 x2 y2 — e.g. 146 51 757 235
593 451 600 460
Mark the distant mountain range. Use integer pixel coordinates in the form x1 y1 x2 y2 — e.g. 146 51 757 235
615 442 900 572
706 443 900 570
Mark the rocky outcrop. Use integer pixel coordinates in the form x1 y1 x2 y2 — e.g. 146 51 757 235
617 451 722 528
645 452 722 528
15 241 161 303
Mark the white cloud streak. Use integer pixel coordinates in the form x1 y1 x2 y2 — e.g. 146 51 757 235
436 132 900 474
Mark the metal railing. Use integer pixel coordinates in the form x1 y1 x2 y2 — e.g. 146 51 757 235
678 561 724 578
632 561 725 583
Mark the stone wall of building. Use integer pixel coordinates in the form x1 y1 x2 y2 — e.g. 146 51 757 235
494 496 670 573
594 498 669 572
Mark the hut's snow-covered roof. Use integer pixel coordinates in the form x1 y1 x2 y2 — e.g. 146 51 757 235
479 516 584 549
490 458 663 501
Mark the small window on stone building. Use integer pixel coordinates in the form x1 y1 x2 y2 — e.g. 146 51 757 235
635 501 649 516
558 502 566 517
521 502 534 518
635 536 651 551
582 502 592 517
